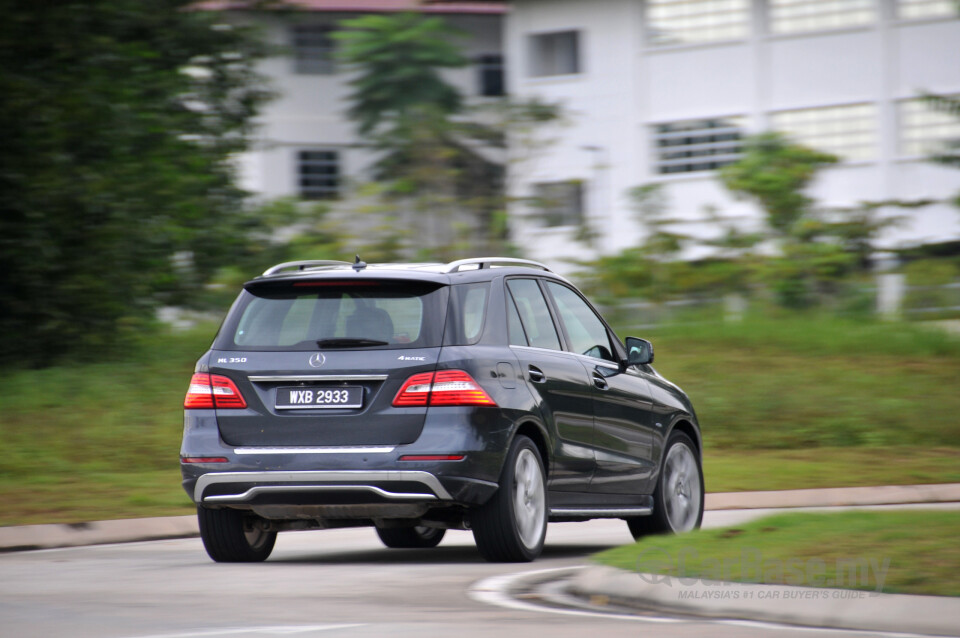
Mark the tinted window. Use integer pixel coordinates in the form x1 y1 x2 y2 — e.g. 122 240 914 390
507 292 528 346
445 283 489 345
546 281 615 362
506 279 561 350
217 281 447 351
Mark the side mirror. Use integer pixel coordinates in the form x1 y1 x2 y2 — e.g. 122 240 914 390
624 337 654 366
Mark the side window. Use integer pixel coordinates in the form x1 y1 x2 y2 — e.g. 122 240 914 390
461 284 488 342
506 290 528 346
546 282 615 362
506 279 562 350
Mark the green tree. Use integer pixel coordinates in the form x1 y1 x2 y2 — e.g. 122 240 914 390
332 12 560 259
922 93 960 215
333 13 467 138
719 132 838 236
922 94 960 169
717 133 911 309
0 1 272 365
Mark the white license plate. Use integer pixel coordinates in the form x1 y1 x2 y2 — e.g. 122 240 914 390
275 386 363 410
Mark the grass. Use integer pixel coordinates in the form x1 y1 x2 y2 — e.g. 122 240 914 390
593 510 960 597
0 314 958 526
705 448 960 492
0 325 213 526
641 314 960 449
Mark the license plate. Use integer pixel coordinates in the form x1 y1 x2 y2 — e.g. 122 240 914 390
276 386 363 410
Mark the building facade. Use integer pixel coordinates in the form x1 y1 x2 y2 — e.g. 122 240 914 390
227 1 505 202
504 0 960 269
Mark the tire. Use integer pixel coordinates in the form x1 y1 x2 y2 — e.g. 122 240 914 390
471 435 547 562
375 525 446 549
626 430 704 540
197 506 277 563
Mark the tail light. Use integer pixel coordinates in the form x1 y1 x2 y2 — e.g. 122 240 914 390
184 373 247 409
393 370 497 407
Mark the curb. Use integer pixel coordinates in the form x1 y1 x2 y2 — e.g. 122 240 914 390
705 483 960 510
2 483 959 552
0 515 198 552
570 565 960 637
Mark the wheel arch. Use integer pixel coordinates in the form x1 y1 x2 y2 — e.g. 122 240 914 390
511 418 551 478
668 418 702 457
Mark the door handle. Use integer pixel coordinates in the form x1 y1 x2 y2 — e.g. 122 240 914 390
528 366 546 383
593 371 609 390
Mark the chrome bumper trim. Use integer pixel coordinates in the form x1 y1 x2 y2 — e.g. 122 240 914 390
233 447 395 455
549 507 652 517
204 484 437 503
194 470 453 502
248 374 388 383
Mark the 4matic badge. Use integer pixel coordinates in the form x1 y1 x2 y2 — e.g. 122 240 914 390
397 355 426 361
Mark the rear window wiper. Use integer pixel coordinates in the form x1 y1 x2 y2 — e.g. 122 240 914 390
316 338 389 348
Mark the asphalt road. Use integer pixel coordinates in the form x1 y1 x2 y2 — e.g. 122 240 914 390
0 510 898 638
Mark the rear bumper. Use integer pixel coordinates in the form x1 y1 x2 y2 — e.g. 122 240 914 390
180 408 512 518
182 467 498 522
195 470 454 503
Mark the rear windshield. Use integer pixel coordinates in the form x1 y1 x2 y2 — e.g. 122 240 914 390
215 280 449 351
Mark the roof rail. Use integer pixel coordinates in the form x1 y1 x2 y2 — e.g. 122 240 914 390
262 260 351 276
444 257 552 273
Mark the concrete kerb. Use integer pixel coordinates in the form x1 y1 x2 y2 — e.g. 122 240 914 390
2 483 959 552
0 515 198 552
705 483 960 510
564 482 960 637
569 565 960 637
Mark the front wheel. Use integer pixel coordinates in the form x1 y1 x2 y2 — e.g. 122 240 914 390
197 506 276 563
471 435 547 562
626 430 704 539
375 525 446 549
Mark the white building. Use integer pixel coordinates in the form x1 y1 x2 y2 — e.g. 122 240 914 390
224 0 505 201
504 0 960 269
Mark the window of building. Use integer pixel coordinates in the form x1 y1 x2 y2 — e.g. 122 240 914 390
477 54 505 96
770 103 876 161
645 0 750 46
298 150 339 200
897 0 957 19
651 116 745 174
899 98 960 157
532 181 584 226
292 25 336 74
529 31 580 77
769 0 875 34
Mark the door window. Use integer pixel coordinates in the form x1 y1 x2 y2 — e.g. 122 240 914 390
506 291 529 346
546 282 615 362
506 279 562 350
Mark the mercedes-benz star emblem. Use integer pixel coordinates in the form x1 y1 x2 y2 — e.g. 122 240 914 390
308 353 326 368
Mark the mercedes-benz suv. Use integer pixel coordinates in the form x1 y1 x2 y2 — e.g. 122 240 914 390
180 257 704 562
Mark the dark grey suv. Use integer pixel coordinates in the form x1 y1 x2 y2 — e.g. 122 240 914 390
181 257 703 562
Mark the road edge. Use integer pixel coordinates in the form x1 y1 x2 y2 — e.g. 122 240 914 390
0 515 198 552
568 565 960 637
3 483 960 552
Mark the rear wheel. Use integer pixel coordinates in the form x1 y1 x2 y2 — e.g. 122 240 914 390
375 525 446 549
626 430 703 539
471 435 547 562
197 506 276 563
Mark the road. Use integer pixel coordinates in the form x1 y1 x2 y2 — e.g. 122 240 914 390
0 509 900 638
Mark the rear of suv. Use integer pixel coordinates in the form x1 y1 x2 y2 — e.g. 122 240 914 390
181 257 704 562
